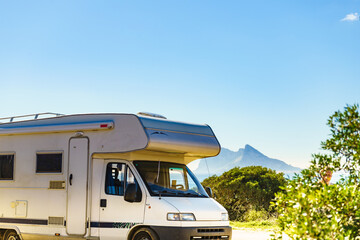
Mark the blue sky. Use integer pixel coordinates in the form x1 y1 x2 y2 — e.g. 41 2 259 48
1 0 359 168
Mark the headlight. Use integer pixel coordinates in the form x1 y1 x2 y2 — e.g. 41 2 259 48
167 213 180 221
181 213 196 221
221 213 229 221
167 213 196 221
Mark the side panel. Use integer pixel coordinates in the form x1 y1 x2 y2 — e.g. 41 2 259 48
66 138 89 236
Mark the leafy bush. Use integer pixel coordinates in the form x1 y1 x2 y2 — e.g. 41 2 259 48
272 104 360 239
202 166 286 221
243 208 269 222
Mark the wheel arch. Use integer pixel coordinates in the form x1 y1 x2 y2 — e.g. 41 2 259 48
0 225 21 235
127 225 159 240
0 226 23 240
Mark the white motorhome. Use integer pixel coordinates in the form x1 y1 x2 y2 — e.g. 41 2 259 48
0 113 231 240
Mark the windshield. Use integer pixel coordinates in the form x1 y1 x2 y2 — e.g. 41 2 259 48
133 161 208 198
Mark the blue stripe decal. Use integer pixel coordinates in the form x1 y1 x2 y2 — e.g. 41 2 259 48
0 218 48 225
90 222 139 229
0 218 138 229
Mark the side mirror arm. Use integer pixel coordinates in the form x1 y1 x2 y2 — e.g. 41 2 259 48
205 187 213 198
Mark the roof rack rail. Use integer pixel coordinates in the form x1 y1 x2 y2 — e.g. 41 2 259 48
0 112 64 123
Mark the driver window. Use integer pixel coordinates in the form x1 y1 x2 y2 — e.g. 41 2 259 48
105 163 125 196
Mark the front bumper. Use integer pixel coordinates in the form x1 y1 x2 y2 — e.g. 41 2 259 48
150 226 232 240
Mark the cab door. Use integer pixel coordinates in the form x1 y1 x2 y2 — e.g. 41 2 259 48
99 160 145 240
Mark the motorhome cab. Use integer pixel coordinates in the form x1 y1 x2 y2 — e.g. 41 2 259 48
0 113 231 240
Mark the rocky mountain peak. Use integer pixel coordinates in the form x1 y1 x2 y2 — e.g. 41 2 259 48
244 144 265 157
189 145 302 181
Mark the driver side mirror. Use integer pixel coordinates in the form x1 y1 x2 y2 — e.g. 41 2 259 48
205 187 213 198
124 183 142 203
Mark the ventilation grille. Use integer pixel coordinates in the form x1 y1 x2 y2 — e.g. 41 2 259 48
48 217 64 225
49 181 65 189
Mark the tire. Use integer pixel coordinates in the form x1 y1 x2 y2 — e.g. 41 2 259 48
0 230 5 240
132 228 159 240
3 231 20 240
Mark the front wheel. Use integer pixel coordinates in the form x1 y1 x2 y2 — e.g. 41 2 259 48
4 231 20 240
132 228 159 240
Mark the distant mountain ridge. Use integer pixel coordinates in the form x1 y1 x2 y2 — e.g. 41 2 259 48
189 144 302 181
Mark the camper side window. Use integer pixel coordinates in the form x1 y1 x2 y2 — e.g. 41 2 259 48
105 163 126 196
0 154 14 180
36 153 62 173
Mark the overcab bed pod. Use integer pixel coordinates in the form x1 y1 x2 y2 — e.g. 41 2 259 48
93 114 221 163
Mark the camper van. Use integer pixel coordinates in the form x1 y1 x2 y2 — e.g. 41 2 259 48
0 113 231 240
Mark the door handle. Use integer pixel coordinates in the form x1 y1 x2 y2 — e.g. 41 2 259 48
69 174 73 186
100 199 107 208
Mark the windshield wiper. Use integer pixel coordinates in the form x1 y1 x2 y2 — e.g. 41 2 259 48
158 190 179 196
177 192 206 197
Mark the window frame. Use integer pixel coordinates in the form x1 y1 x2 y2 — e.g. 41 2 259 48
104 162 141 197
35 151 64 174
0 152 15 181
105 162 126 196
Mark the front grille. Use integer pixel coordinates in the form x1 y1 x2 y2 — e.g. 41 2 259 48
198 229 225 233
191 228 229 239
191 236 229 239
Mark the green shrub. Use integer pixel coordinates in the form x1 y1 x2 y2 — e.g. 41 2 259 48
272 104 360 239
202 166 286 221
243 208 269 222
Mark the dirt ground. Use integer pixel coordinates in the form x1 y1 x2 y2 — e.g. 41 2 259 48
232 230 290 240
232 229 272 240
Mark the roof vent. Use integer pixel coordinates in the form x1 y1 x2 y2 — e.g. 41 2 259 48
137 112 167 119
